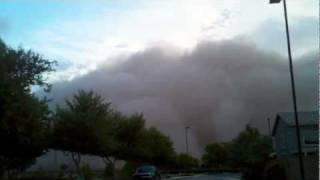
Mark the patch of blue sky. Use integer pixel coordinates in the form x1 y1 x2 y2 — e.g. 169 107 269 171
0 0 143 48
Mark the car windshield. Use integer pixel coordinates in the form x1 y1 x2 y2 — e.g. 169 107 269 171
137 166 155 173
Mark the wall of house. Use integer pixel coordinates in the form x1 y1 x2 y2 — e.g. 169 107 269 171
300 126 318 153
274 120 295 157
287 126 319 156
275 120 319 157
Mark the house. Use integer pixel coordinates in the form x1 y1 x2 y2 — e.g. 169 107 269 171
272 111 319 157
272 111 319 180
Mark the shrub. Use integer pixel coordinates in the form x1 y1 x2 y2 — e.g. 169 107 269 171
103 165 114 177
81 164 94 180
121 162 137 177
262 160 286 180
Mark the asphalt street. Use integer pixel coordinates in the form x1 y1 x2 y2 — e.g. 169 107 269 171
168 173 241 180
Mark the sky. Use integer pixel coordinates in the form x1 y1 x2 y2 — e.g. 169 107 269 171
0 0 318 156
0 0 318 81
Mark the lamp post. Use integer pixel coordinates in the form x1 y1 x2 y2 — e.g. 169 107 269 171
185 126 191 154
267 118 271 136
269 0 305 180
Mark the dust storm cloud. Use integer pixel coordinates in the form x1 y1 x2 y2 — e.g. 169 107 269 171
46 39 317 155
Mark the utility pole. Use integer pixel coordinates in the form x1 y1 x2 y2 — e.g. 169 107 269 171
267 118 272 136
185 126 190 154
269 0 305 180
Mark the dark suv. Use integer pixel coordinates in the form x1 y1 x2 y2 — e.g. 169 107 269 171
133 165 161 180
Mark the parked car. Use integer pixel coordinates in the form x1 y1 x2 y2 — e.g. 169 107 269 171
133 165 161 180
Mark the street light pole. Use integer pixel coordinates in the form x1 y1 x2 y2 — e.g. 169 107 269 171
269 0 305 180
185 126 190 154
267 118 271 136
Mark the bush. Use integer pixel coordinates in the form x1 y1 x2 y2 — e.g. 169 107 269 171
57 163 68 179
81 164 94 180
103 165 114 177
262 160 286 180
121 162 137 177
242 161 265 180
29 167 50 178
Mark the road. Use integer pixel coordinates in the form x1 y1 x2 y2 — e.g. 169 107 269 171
167 173 241 180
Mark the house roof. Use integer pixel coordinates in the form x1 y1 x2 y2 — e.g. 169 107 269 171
277 111 319 126
272 111 319 135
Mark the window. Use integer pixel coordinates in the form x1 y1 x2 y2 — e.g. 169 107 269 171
303 130 319 145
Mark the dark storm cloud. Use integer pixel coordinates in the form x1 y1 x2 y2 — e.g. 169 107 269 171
46 39 317 155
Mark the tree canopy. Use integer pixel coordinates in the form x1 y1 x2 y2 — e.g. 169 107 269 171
202 143 228 168
50 90 177 178
230 125 272 166
0 39 56 175
139 127 176 165
51 90 113 176
175 153 199 169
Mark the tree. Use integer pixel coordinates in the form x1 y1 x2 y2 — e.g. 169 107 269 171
112 113 146 162
99 110 123 177
0 39 55 176
230 125 272 166
101 112 177 175
176 153 199 170
51 90 112 177
202 143 228 168
230 125 272 180
99 112 147 177
139 127 176 166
